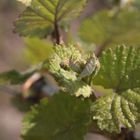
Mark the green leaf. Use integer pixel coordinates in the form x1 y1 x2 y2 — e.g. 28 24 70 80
22 93 91 140
48 44 93 97
66 81 92 98
91 45 140 133
11 94 34 112
91 89 140 133
134 0 140 8
49 44 81 82
79 9 140 47
49 44 85 81
24 38 54 64
94 45 140 92
0 70 34 85
0 62 47 85
15 0 87 38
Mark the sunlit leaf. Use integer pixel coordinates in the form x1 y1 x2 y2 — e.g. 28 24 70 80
91 89 140 133
48 44 93 97
15 0 87 38
24 38 53 64
91 45 140 133
94 45 140 91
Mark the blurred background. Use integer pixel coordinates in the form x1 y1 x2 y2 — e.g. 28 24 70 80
0 0 26 70
0 1 25 140
0 0 140 140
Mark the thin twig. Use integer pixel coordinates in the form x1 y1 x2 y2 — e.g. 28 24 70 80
95 40 111 57
52 2 61 45
54 21 60 44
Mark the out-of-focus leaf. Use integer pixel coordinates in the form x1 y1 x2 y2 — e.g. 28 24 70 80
17 0 32 6
79 10 140 47
0 62 48 85
11 95 34 112
24 38 53 64
0 70 34 85
22 92 91 140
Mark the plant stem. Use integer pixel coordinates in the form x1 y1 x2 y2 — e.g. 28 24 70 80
95 40 111 57
110 129 136 140
90 125 136 140
54 21 60 44
52 2 61 45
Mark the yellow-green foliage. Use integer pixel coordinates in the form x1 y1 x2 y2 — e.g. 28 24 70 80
15 0 87 38
79 9 140 47
94 45 140 91
49 44 93 98
24 38 53 64
91 45 140 133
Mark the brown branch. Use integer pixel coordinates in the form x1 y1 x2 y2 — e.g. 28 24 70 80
89 124 115 140
54 21 60 44
51 2 61 45
116 128 136 140
95 40 111 57
89 124 136 140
